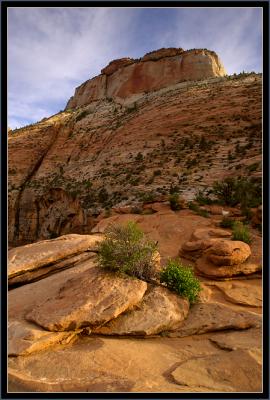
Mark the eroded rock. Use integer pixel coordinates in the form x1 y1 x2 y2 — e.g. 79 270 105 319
207 240 251 266
171 349 262 392
93 285 189 336
196 255 261 279
8 234 103 280
8 320 79 356
26 267 147 331
167 302 261 337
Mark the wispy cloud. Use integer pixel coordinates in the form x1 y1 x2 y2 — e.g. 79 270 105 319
8 7 262 129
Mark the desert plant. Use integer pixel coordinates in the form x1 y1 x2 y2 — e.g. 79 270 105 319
188 202 209 218
160 259 202 304
169 193 182 211
97 221 158 281
220 217 234 229
232 221 251 244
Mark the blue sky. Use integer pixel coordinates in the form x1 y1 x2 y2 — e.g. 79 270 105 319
8 7 262 129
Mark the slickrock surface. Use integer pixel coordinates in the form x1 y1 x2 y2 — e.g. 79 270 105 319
8 234 102 280
208 281 262 307
26 267 147 331
91 210 212 261
8 320 79 356
93 285 189 336
167 302 261 338
8 251 94 287
209 327 262 351
8 70 261 246
170 349 262 392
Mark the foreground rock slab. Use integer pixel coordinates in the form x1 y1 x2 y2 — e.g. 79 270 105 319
26 267 147 331
8 252 94 287
8 320 79 356
94 285 189 336
210 281 262 307
171 349 262 392
8 234 103 281
209 327 262 352
167 302 261 337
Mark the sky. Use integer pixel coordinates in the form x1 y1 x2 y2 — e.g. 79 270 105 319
8 7 262 129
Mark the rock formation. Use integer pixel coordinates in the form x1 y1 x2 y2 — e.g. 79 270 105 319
66 47 226 109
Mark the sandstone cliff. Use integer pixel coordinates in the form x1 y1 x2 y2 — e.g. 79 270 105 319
66 47 226 109
8 48 261 246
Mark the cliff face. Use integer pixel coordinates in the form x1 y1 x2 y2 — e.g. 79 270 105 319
66 48 226 109
8 48 261 246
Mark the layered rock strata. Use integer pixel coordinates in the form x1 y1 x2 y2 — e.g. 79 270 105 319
66 47 226 108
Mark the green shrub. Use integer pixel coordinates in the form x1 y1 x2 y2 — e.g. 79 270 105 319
75 109 90 122
220 217 234 228
195 189 213 205
188 202 209 218
160 259 202 304
97 221 158 281
213 177 261 208
232 221 251 244
169 193 182 211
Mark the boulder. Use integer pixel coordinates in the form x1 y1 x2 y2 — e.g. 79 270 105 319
93 285 189 336
167 302 261 338
180 228 231 261
8 234 103 281
26 267 147 331
207 240 251 266
196 254 261 279
8 320 79 356
171 349 262 392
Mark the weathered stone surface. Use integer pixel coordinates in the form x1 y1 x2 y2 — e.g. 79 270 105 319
141 47 184 62
167 302 261 337
171 349 262 392
91 210 212 260
66 75 107 109
66 48 226 109
101 58 134 75
8 259 97 323
8 333 218 393
93 285 189 336
8 252 94 287
212 281 262 307
8 320 79 356
26 267 147 331
8 234 103 280
180 228 231 261
196 255 261 279
207 240 251 266
209 327 262 351
191 228 231 241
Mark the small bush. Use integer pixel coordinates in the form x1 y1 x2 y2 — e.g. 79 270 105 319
97 221 158 281
188 202 209 218
232 221 251 244
220 217 234 229
160 259 202 304
169 193 182 211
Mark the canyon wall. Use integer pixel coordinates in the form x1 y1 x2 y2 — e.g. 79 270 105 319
66 48 226 109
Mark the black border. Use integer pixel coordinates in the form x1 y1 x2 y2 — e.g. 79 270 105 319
1 1 269 399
